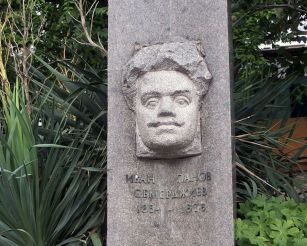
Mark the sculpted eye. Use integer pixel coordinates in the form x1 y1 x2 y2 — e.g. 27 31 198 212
145 98 159 108
174 96 189 106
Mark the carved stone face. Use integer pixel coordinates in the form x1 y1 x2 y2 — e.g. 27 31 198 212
135 71 200 155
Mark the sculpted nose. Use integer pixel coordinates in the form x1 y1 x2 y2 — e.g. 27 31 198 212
158 97 175 117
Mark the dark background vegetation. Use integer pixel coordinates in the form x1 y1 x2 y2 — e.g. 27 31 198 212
0 0 306 245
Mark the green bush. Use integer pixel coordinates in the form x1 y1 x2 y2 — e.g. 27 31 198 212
235 195 307 246
0 82 105 245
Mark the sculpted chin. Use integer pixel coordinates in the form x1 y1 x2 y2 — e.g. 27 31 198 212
122 41 212 159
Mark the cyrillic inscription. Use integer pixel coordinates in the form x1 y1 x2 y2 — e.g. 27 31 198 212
126 174 155 184
177 172 211 183
134 187 207 199
125 171 212 214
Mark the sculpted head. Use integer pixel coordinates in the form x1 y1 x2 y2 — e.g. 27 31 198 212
123 41 212 159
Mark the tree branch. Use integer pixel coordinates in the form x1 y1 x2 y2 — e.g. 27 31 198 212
0 11 10 92
75 0 108 57
255 4 307 14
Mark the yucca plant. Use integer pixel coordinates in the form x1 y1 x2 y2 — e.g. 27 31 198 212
0 81 39 245
0 81 106 245
0 81 37 175
29 54 108 245
235 72 307 202
30 56 107 147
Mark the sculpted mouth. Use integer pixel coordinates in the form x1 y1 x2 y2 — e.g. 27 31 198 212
147 121 184 128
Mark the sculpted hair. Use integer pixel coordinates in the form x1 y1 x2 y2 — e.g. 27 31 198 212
122 41 212 111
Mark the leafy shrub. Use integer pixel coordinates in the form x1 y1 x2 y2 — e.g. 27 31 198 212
0 83 105 245
236 195 307 246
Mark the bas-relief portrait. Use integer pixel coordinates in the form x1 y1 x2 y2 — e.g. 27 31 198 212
122 41 212 159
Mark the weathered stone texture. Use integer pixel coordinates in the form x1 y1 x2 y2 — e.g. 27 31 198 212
108 1 234 245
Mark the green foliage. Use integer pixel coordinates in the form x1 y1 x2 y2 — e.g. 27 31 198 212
35 0 108 68
90 232 103 246
0 1 108 243
0 0 108 83
232 0 307 77
0 83 106 245
29 55 107 244
30 55 107 146
292 83 307 106
232 0 307 114
236 195 307 246
0 82 39 245
0 0 46 47
0 1 106 245
233 1 307 202
235 71 307 202
0 81 37 175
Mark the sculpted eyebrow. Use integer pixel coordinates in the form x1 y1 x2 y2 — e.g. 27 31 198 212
141 92 161 98
170 90 191 96
140 92 161 102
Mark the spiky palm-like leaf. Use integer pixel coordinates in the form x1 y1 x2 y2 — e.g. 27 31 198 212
0 81 106 245
235 72 307 202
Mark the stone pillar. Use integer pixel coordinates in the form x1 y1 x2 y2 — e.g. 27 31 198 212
108 1 234 245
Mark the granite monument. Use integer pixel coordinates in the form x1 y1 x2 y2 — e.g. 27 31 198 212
108 1 234 245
